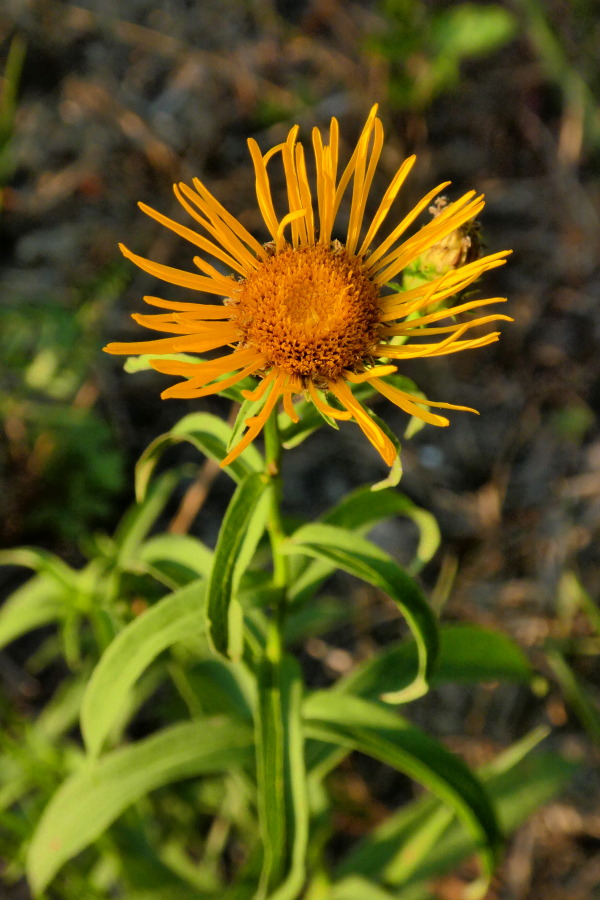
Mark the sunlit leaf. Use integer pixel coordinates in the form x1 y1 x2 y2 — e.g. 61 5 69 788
289 487 440 608
304 691 501 893
114 470 181 562
81 581 206 757
336 734 578 892
338 624 533 701
135 412 263 501
431 4 517 59
206 472 271 659
330 875 398 899
136 533 214 586
0 547 75 589
323 485 440 572
27 717 254 894
284 524 438 701
0 574 66 651
546 647 600 743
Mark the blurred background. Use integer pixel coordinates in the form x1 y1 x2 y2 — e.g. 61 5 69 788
1 1 600 897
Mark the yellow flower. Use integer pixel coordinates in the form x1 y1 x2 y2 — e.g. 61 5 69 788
104 106 511 467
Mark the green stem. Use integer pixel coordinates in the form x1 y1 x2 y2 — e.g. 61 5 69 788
263 412 290 649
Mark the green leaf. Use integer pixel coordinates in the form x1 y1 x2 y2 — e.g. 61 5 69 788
330 876 399 900
338 625 533 701
114 470 181 562
546 647 600 743
206 472 271 659
135 413 263 501
255 652 308 899
123 352 200 373
0 546 75 589
336 735 578 892
289 487 440 608
432 4 517 59
186 658 254 721
27 717 254 895
0 574 66 651
81 581 206 757
322 486 441 573
136 533 214 585
284 524 439 701
304 692 502 892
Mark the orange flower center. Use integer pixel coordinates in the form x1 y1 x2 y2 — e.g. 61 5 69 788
230 244 381 380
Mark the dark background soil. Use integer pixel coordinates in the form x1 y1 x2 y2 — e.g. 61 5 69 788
1 1 600 897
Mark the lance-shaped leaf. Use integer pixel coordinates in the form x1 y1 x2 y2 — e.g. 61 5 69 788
27 717 254 895
337 624 533 701
81 581 206 757
136 533 214 587
206 471 271 659
135 412 263 501
288 485 440 605
255 653 308 900
0 574 67 651
114 469 181 562
304 691 502 894
335 729 578 892
284 523 438 701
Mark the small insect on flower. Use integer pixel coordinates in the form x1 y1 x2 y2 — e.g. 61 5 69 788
104 105 511 467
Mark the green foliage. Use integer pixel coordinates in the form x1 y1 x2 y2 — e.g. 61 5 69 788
334 728 578 893
0 409 578 899
545 571 600 744
371 1 517 109
303 691 502 890
27 717 255 895
1 268 128 542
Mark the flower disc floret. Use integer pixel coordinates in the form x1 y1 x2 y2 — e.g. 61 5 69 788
231 243 381 380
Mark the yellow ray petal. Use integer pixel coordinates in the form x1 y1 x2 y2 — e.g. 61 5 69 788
376 331 501 360
104 324 239 357
247 137 280 240
161 360 263 399
149 346 259 377
295 142 315 245
346 117 384 255
342 365 397 383
381 311 512 337
365 182 451 271
373 195 485 284
308 381 352 420
119 244 234 295
130 312 233 335
190 178 268 262
281 126 308 247
174 182 260 272
221 372 285 467
282 386 300 422
332 106 379 229
369 377 451 427
138 201 246 276
275 208 308 252
142 295 234 315
379 252 511 321
241 370 277 402
358 155 416 257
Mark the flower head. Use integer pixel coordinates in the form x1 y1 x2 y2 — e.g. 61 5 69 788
104 106 511 467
